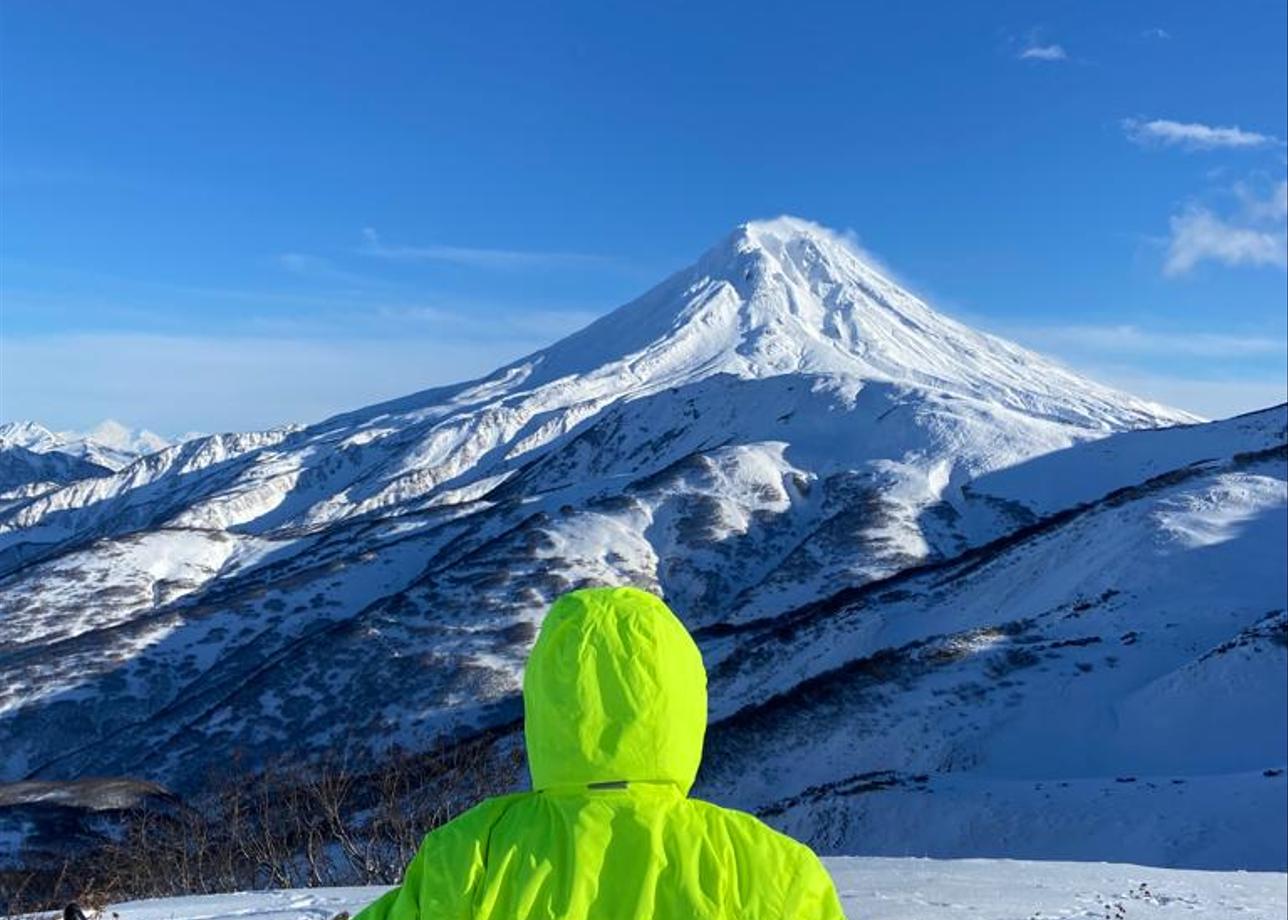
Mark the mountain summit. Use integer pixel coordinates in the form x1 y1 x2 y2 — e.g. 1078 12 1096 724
453 216 1194 433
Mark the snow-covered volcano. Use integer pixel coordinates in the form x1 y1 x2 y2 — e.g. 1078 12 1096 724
0 218 1190 577
1 218 1279 870
525 217 1186 428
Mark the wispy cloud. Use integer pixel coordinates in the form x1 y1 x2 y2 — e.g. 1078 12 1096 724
1123 118 1278 151
0 264 613 431
1236 178 1288 222
369 304 602 339
1163 180 1288 276
0 330 566 434
1018 43 1067 62
1141 27 1170 40
277 252 388 288
990 313 1287 419
360 228 612 270
1014 323 1285 359
1075 367 1286 421
1165 210 1287 275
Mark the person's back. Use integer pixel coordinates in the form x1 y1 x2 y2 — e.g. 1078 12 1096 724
355 586 845 920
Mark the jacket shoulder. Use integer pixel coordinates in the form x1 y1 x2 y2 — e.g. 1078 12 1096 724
685 797 811 856
684 798 845 919
352 792 533 920
430 790 530 840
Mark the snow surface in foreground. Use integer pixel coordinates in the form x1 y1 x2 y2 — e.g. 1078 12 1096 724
58 858 1287 919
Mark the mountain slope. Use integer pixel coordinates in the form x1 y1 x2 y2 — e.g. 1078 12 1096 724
4 219 1277 873
0 442 111 495
697 405 1286 869
0 423 117 509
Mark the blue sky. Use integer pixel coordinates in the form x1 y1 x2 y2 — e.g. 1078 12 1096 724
2 0 1285 434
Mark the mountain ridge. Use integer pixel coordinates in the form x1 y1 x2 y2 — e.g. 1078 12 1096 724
0 419 174 471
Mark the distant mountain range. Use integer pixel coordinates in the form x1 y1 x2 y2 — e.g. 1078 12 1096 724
0 420 181 506
0 218 1281 870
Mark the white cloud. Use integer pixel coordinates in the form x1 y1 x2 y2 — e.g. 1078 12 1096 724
1236 179 1288 222
1151 179 1288 276
1123 118 1278 150
1141 27 1170 40
360 228 611 270
1018 44 1068 61
1164 211 1286 275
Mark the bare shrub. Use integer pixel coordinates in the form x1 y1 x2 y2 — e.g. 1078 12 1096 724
2 732 524 913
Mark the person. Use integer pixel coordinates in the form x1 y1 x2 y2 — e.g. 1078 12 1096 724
355 585 845 919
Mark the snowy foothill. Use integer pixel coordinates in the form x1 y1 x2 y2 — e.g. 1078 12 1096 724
40 859 1288 919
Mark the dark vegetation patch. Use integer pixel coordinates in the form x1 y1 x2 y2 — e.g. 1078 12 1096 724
1049 636 1102 649
1200 610 1287 660
625 451 714 496
0 729 522 915
983 647 1042 679
496 619 537 646
1232 442 1288 467
702 619 1047 788
673 495 727 545
757 769 916 819
1066 590 1120 618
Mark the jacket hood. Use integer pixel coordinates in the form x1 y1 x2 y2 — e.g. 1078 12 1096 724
523 586 708 793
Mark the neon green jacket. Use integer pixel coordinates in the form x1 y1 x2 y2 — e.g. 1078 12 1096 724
354 586 845 920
